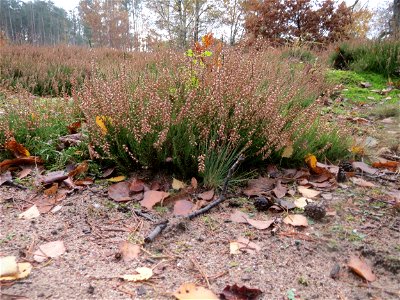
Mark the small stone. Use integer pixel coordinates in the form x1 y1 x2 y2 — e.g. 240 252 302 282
87 285 95 294
330 263 340 279
241 274 252 281
304 203 326 220
136 286 147 296
254 197 274 211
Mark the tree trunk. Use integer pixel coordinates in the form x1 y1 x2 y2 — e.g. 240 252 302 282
193 0 200 42
393 0 400 38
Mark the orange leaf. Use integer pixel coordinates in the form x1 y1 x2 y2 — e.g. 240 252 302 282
140 191 169 210
305 153 317 169
201 33 214 48
5 140 30 158
0 157 43 172
372 161 399 172
67 121 82 134
348 256 376 282
68 161 88 178
173 200 194 216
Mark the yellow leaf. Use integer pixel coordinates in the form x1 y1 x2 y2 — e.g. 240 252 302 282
172 178 186 190
120 267 153 281
96 116 111 135
350 146 365 156
0 257 32 281
174 283 219 300
107 176 126 182
281 144 294 158
305 154 317 169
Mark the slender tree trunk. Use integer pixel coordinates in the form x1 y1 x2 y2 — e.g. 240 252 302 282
193 0 200 42
394 0 400 38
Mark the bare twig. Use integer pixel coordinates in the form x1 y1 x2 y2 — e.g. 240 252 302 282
144 154 245 243
190 256 210 288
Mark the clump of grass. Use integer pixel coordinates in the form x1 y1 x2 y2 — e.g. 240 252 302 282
370 103 400 119
330 40 400 78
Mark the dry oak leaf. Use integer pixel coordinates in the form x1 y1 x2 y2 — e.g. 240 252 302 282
108 182 132 202
67 121 82 134
5 140 30 158
172 178 186 190
130 178 145 192
120 267 153 281
33 241 66 263
140 190 169 210
18 205 40 219
191 177 198 189
119 241 141 262
272 180 287 199
231 237 261 254
17 168 32 179
372 161 399 172
283 214 308 227
173 282 219 300
173 200 194 216
0 256 32 281
352 162 378 175
348 256 376 282
0 157 43 172
243 177 275 197
230 210 249 223
198 189 214 201
298 186 321 199
68 161 88 178
294 197 313 209
246 218 274 230
350 177 376 188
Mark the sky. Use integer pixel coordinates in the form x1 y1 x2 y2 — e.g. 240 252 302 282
39 0 385 13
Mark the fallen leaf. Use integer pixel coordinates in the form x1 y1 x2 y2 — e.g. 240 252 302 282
0 259 32 281
298 186 321 199
68 161 88 178
129 178 145 192
140 190 169 210
173 200 194 216
281 144 294 158
121 267 153 281
101 167 115 178
18 168 32 179
44 183 58 196
18 205 40 219
108 175 126 183
74 178 94 186
276 199 296 210
230 241 241 255
305 153 317 169
235 237 261 254
220 284 262 300
198 189 214 201
352 162 378 175
372 161 399 172
246 218 274 230
283 214 308 227
96 115 111 135
230 210 249 223
5 140 30 157
348 256 376 282
108 182 132 202
0 256 18 276
294 197 313 208
173 283 219 300
40 170 68 185
172 178 186 190
272 180 287 198
191 177 198 189
243 177 275 197
33 241 66 263
0 171 12 186
34 196 56 213
0 157 43 172
350 177 376 188
119 241 141 262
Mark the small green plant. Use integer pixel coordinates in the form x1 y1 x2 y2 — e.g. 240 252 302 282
298 276 309 286
370 104 400 119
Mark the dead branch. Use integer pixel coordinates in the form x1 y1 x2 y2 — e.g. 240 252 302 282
144 154 244 243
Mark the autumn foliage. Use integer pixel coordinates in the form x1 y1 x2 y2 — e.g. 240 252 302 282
243 0 352 46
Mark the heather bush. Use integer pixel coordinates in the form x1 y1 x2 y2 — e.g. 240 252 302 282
76 45 347 185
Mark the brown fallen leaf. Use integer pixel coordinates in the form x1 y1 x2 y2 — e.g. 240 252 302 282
68 161 88 178
33 241 66 263
198 189 214 201
0 256 32 281
191 177 198 189
243 177 275 197
0 171 12 186
119 241 141 262
298 186 321 199
0 157 43 172
246 218 274 230
348 256 376 282
272 180 287 199
372 161 399 172
130 178 145 192
230 210 274 230
235 237 261 254
101 167 115 178
34 196 57 213
350 177 376 188
230 210 249 223
108 182 132 202
172 178 186 190
18 168 32 179
41 171 68 185
174 282 219 300
67 121 82 134
74 178 94 186
220 284 262 300
140 190 169 210
352 162 379 175
5 139 30 157
173 200 194 216
120 267 153 282
44 183 58 196
283 214 308 227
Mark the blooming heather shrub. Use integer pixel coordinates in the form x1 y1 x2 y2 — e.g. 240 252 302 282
77 46 340 180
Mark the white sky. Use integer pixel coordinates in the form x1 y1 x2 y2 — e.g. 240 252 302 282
43 0 385 13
